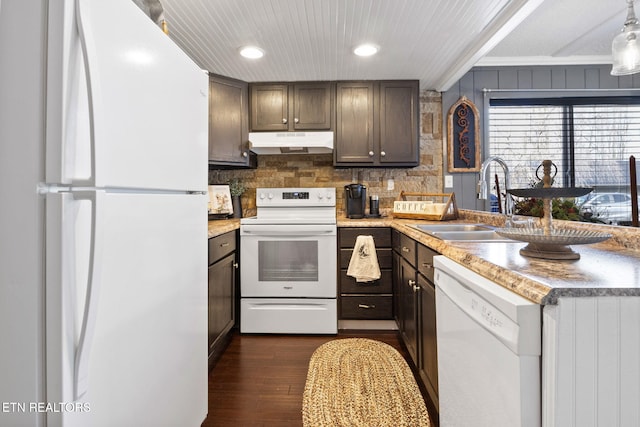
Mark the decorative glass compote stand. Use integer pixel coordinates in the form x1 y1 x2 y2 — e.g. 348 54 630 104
495 160 612 260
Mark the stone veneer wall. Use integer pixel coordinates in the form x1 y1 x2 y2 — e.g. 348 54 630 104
209 89 443 217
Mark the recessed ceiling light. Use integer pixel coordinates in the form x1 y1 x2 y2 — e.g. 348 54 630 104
353 44 379 57
239 46 264 59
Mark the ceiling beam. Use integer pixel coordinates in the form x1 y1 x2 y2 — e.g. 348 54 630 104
434 0 545 92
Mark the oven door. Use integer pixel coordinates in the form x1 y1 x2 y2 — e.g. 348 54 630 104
240 224 336 298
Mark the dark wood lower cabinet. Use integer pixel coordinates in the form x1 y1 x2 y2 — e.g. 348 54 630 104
399 257 418 366
418 273 438 411
338 227 393 320
393 230 440 423
207 231 237 370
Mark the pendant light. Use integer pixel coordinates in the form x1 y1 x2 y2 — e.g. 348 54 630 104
612 0 640 75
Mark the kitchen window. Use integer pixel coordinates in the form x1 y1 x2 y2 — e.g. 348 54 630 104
488 97 640 193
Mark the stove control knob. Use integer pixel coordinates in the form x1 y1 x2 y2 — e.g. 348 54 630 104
317 193 324 200
325 192 332 200
268 193 274 199
259 193 265 200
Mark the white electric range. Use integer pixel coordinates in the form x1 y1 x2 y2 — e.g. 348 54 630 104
239 188 337 334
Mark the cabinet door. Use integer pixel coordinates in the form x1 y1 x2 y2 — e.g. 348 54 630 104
418 274 438 410
208 252 236 358
250 84 289 131
208 75 251 166
379 80 419 166
292 82 332 130
400 257 418 366
335 82 375 164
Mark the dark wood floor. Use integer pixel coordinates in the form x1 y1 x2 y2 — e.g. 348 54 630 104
201 330 431 427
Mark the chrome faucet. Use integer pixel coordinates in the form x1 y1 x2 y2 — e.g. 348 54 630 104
477 156 513 216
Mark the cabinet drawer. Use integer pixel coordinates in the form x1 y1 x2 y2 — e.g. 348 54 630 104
417 244 439 282
340 270 393 294
340 248 392 269
208 231 236 265
339 227 391 248
340 295 393 319
398 233 417 266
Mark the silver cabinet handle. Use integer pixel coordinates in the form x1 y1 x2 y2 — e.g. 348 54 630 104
242 151 248 158
408 279 416 286
380 151 386 157
402 247 410 253
220 242 230 247
421 262 433 269
282 118 288 124
414 285 420 292
294 118 299 123
368 151 374 157
233 262 239 269
358 304 376 309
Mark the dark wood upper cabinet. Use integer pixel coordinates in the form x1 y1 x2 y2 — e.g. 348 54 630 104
335 80 419 167
250 82 333 131
249 84 289 131
379 80 419 165
208 74 254 167
335 81 376 164
292 83 333 130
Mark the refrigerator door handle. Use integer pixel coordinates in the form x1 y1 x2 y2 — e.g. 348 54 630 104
73 190 104 400
74 0 97 188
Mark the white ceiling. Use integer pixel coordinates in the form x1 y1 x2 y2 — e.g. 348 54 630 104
159 0 629 91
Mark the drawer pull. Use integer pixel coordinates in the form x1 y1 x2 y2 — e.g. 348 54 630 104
402 247 410 253
421 262 433 269
358 304 376 309
220 242 230 247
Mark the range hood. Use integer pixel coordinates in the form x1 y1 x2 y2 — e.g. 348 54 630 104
248 131 334 155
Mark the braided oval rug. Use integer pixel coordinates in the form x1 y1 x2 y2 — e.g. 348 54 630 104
302 338 431 427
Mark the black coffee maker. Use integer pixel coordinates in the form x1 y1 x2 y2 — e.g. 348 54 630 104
345 184 367 219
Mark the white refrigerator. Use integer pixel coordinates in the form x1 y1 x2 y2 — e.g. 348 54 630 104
0 0 209 426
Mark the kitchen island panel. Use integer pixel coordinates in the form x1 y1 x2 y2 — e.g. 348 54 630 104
542 296 640 426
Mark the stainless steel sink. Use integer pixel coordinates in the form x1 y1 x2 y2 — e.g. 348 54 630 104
414 224 494 233
413 223 514 242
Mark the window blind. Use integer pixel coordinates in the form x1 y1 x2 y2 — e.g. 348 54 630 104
488 99 640 194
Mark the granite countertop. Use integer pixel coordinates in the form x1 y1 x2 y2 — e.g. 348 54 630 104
209 213 640 305
207 218 240 238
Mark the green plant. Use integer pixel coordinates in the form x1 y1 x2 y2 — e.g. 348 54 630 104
228 178 245 197
514 197 583 221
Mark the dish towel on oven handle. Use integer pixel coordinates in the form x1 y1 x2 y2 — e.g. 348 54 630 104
347 235 381 283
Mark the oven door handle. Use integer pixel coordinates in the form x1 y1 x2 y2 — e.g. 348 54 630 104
241 224 336 235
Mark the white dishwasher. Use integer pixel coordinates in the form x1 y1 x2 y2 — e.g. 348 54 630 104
434 256 541 427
